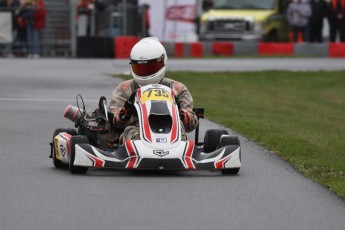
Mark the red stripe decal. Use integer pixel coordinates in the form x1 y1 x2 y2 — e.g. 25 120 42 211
61 133 72 139
137 88 142 100
170 104 178 143
184 141 195 169
66 139 71 158
125 140 137 169
84 151 105 167
171 90 175 99
215 155 232 169
141 103 152 142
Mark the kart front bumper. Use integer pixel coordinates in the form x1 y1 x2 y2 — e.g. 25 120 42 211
73 140 241 171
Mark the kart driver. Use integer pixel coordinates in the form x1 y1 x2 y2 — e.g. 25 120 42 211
110 37 198 142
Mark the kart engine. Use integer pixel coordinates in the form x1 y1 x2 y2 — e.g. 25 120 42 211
63 96 115 151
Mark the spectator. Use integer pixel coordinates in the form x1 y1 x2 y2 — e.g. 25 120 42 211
287 0 312 42
328 0 345 42
15 0 27 51
309 0 327 43
77 0 95 36
143 4 151 37
0 0 20 57
78 0 94 12
20 0 46 58
77 0 106 36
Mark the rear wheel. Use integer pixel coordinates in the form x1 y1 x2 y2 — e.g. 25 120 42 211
69 135 89 174
203 129 229 153
52 128 77 169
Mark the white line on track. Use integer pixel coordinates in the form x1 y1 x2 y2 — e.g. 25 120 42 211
0 98 98 102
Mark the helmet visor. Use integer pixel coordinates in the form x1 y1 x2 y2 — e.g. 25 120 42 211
131 55 165 77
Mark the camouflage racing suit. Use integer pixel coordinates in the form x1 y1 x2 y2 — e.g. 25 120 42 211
110 78 198 141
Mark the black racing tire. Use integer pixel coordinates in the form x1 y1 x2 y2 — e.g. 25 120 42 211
222 168 240 175
219 136 240 148
203 129 229 153
52 128 77 169
69 135 89 174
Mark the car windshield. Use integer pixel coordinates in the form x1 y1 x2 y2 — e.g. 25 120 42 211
213 0 275 10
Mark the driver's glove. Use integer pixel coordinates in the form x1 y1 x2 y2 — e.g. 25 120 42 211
120 100 135 121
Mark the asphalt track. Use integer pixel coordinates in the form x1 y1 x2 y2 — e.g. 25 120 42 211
1 58 345 230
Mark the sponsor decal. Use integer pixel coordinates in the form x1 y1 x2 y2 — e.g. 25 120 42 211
156 138 167 143
60 145 66 157
166 5 195 23
153 150 170 157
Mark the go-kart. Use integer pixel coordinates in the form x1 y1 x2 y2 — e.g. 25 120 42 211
50 84 241 174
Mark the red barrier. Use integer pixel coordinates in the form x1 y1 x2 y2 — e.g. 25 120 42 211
258 43 294 56
115 36 139 59
190 42 203 58
329 43 345 57
212 42 233 56
174 43 184 58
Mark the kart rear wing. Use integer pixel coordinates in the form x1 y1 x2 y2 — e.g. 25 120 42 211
193 107 204 146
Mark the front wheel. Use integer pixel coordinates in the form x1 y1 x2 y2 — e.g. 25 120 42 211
222 168 240 175
219 136 240 148
69 135 89 174
203 129 229 153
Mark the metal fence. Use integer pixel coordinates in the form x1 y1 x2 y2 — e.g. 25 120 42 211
0 3 73 57
81 4 147 37
0 1 146 58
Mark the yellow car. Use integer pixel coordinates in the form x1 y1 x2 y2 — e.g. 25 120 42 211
199 0 291 42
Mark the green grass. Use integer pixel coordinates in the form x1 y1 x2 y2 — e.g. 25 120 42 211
116 71 345 198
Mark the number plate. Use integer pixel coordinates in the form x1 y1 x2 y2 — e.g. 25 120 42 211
140 88 173 104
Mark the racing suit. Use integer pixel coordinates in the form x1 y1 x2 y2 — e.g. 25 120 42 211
110 78 198 141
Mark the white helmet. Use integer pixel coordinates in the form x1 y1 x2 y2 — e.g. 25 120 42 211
130 37 167 86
